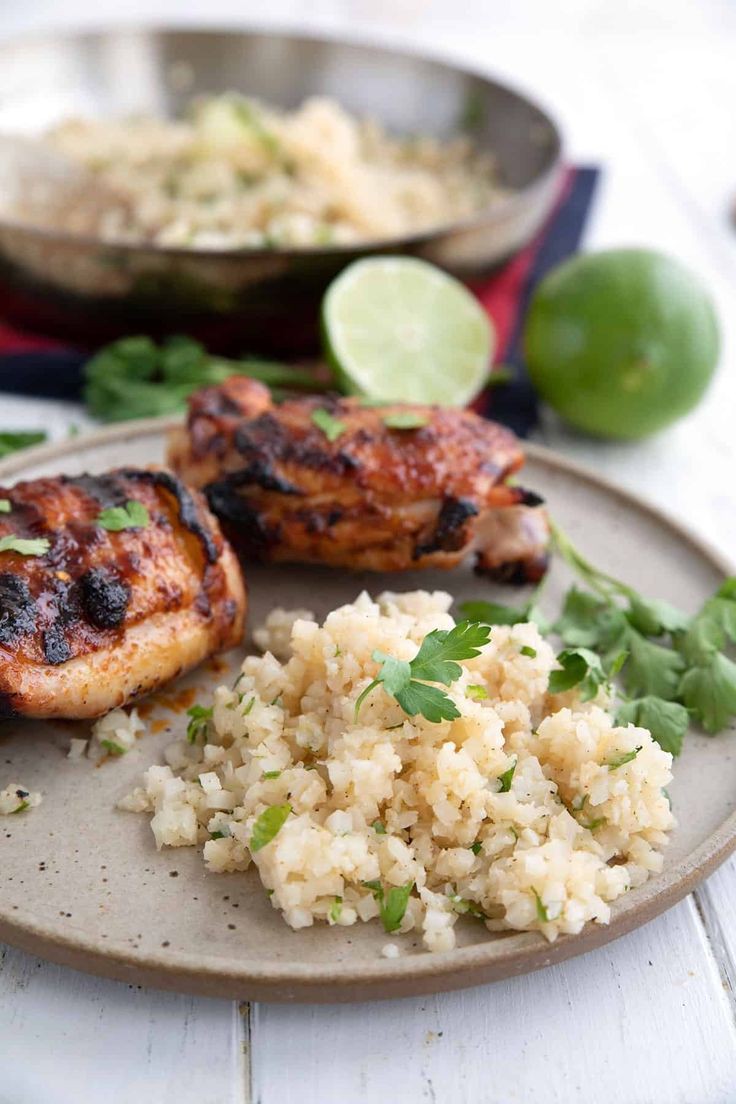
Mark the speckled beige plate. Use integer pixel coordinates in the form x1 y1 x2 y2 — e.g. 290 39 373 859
1 420 735 1003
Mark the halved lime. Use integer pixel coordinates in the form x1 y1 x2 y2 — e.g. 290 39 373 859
322 257 494 406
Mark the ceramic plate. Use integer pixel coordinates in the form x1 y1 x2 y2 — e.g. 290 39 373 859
1 420 735 1002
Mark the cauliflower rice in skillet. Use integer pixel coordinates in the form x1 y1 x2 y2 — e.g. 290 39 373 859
46 95 503 249
120 590 675 953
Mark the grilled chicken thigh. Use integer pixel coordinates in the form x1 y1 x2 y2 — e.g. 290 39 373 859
0 467 245 719
168 378 549 580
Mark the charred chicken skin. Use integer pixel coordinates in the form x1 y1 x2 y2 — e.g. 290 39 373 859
168 377 549 581
0 467 245 720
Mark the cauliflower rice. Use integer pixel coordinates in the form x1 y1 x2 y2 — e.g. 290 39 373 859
45 94 502 249
121 590 675 952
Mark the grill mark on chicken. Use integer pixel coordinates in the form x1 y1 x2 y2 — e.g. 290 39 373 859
79 567 130 629
205 478 279 559
63 472 129 510
0 573 37 645
169 378 549 581
414 497 479 559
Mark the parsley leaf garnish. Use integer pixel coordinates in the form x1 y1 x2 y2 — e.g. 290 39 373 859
250 803 292 852
372 819 386 834
97 500 149 531
354 621 491 723
382 412 429 430
311 408 346 442
520 645 537 658
0 499 10 513
469 841 482 854
0 535 50 556
262 770 281 780
186 704 212 744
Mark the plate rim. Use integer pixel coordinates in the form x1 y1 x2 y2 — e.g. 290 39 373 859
1 417 734 1002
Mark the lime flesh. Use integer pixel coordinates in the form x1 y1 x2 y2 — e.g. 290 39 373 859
322 257 493 406
524 248 720 440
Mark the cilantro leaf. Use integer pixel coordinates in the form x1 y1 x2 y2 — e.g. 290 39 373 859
616 696 689 757
100 738 126 757
554 587 610 647
250 803 292 852
329 897 343 923
311 408 346 442
372 650 412 695
622 631 685 700
497 758 516 793
379 882 414 933
409 622 490 685
548 647 607 701
0 535 50 556
520 645 537 658
0 499 10 513
626 595 689 637
382 412 429 430
186 704 212 744
0 430 46 458
262 770 281 780
679 652 736 734
97 500 149 531
355 622 488 723
532 888 549 923
606 746 642 770
395 681 460 723
469 841 482 855
84 335 319 422
460 598 531 626
467 684 488 701
448 894 486 919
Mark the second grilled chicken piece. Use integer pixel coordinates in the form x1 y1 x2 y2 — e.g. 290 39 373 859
168 377 548 581
0 467 245 719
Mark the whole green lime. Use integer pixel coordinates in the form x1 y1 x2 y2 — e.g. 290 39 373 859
524 248 720 439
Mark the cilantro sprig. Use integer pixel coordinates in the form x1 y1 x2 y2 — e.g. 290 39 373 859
354 621 491 723
462 520 736 756
550 522 736 751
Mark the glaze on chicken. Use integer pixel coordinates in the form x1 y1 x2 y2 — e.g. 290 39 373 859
168 377 549 581
0 467 245 719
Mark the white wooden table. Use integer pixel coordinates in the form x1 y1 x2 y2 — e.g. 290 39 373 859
2 2 736 1100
